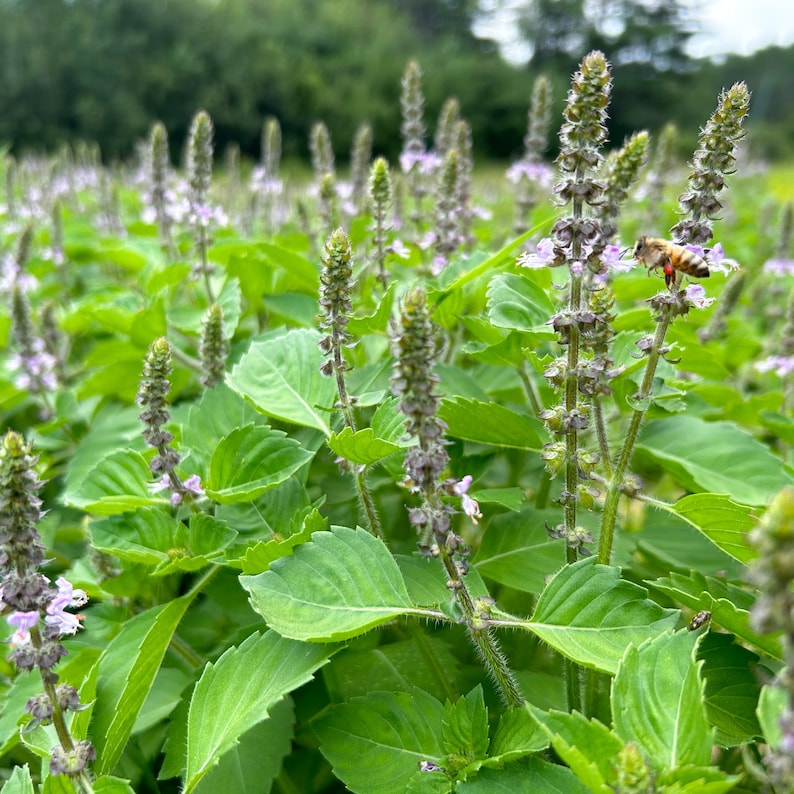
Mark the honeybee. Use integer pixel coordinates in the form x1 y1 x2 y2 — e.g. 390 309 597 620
688 610 712 631
633 237 710 288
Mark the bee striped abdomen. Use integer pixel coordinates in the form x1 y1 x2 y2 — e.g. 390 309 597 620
633 236 710 287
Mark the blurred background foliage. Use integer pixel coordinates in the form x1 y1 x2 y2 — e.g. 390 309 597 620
0 0 791 163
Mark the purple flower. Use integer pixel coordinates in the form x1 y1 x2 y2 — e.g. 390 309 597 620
506 160 553 188
755 355 794 377
7 610 39 646
45 577 88 636
705 242 740 274
517 237 556 269
684 284 715 309
387 239 411 259
603 244 633 273
763 258 794 276
399 150 442 176
452 475 482 524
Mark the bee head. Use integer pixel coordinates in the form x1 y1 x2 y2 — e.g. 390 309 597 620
633 237 647 259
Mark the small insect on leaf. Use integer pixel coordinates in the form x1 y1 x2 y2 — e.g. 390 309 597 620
688 610 712 631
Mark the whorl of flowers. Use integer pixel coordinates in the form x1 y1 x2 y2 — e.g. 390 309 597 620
598 131 649 242
550 50 612 275
199 303 228 388
672 82 751 246
310 121 335 182
400 60 427 171
187 110 214 211
369 157 393 290
350 122 373 214
434 97 461 159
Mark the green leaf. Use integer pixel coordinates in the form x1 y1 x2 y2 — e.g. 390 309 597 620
670 493 757 563
184 631 330 792
438 397 545 450
314 689 445 794
758 685 786 748
442 686 489 765
227 329 337 434
528 558 679 674
259 241 319 293
457 758 590 793
92 778 137 794
69 450 160 514
89 508 187 567
1 765 35 794
241 526 418 641
322 637 461 701
527 705 623 793
612 630 712 768
473 509 564 594
205 424 315 503
93 595 194 774
193 697 294 794
649 571 782 660
485 707 548 765
486 273 556 333
697 631 763 746
636 416 793 506
327 426 402 466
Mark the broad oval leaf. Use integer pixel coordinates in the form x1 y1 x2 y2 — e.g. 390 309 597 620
240 526 418 641
327 426 401 466
205 424 315 504
89 508 187 567
529 558 678 674
313 688 445 794
613 631 712 768
670 493 757 563
486 273 556 333
636 416 792 506
227 328 337 434
438 397 545 450
184 631 331 793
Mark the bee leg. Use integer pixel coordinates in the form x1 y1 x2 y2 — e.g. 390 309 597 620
663 260 676 288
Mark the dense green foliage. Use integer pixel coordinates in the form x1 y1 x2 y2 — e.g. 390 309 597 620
1 0 793 161
2 36 794 794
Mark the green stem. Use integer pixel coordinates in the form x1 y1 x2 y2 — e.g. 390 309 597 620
437 543 523 708
592 398 612 479
597 303 674 565
354 468 384 540
405 621 458 703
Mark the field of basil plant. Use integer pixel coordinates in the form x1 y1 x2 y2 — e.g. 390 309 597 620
1 51 794 793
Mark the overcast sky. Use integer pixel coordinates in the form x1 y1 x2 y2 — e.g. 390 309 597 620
475 0 794 63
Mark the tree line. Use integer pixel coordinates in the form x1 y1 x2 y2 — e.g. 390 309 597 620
0 0 790 163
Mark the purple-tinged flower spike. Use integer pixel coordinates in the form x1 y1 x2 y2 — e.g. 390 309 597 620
148 121 178 260
642 123 679 227
318 173 340 238
698 270 748 342
318 229 383 538
261 116 282 182
137 337 202 506
369 157 393 291
187 110 218 301
454 120 475 249
597 131 649 245
551 50 611 278
350 122 373 215
310 121 336 182
0 430 95 784
390 291 522 707
672 82 751 247
199 303 228 388
512 74 553 235
249 117 284 234
432 148 463 274
749 487 794 789
9 286 59 408
400 60 433 235
434 97 461 160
